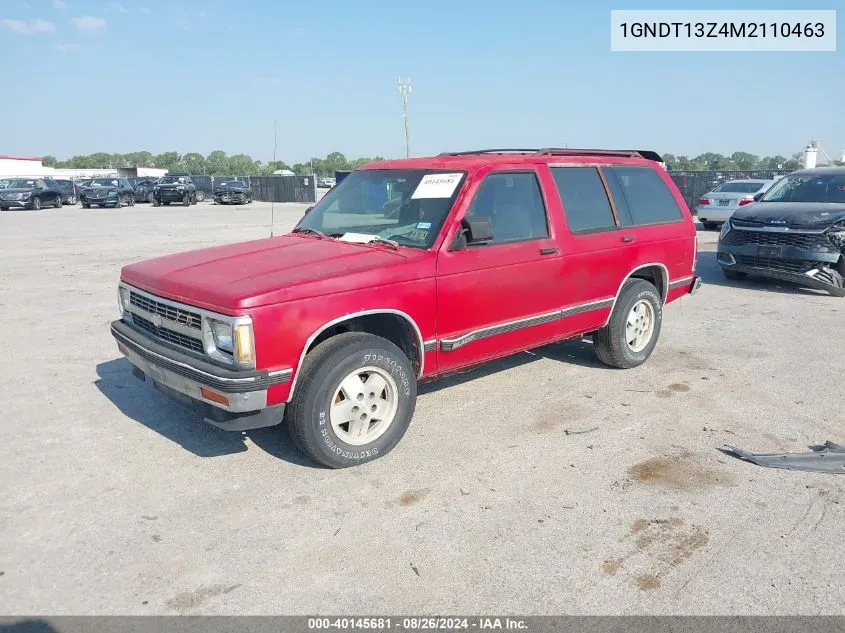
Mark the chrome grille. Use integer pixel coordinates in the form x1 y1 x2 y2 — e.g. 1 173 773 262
129 291 202 329
131 314 204 354
86 189 107 199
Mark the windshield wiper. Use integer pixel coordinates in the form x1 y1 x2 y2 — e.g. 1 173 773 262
367 236 400 250
291 227 326 238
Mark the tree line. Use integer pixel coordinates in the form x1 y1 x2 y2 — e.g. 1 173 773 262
40 151 385 178
40 149 809 176
662 151 804 172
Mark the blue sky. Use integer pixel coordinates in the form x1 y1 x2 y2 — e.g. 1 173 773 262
1 0 842 163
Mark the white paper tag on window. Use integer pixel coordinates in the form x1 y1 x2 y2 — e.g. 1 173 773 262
411 173 463 199
337 233 378 244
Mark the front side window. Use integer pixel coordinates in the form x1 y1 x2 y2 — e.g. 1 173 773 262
761 173 845 203
464 172 549 244
606 166 684 226
551 167 616 233
296 169 466 249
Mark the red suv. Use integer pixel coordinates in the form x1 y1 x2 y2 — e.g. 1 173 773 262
110 148 701 468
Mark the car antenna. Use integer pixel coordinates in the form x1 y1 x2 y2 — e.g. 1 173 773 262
270 119 277 237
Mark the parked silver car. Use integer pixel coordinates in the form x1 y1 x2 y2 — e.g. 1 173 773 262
696 179 776 230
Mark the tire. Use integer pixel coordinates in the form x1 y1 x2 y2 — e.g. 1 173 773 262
183 193 191 206
147 192 154 203
722 268 747 281
54 196 62 208
114 195 122 209
30 197 41 210
81 202 90 209
163 201 170 206
286 332 418 468
593 279 662 369
0 206 8 211
152 197 160 207
68 195 76 205
129 195 135 206
702 221 719 231
196 191 205 202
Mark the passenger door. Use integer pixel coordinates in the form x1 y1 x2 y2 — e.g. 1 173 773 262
435 168 566 373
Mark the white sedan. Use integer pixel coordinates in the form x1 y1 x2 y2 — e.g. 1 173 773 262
696 179 776 230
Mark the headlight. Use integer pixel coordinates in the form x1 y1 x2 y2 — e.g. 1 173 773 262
719 221 731 241
204 317 255 368
209 319 233 353
20 192 31 199
828 227 845 250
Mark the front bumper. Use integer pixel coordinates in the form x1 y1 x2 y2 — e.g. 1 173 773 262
110 319 288 430
155 189 190 201
717 241 844 296
82 196 117 206
214 194 246 203
0 199 31 209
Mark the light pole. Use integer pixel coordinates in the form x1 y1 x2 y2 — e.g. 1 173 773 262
398 76 411 158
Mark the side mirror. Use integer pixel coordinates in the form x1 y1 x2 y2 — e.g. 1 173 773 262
449 216 494 251
302 205 314 219
753 192 764 201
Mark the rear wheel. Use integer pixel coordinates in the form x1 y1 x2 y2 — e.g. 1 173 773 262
67 195 76 205
593 279 662 369
286 332 417 468
196 191 205 202
702 221 719 231
722 268 747 281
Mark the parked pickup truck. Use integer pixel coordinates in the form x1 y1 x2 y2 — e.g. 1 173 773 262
110 148 701 468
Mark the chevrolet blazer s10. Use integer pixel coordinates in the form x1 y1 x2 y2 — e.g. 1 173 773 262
111 148 701 468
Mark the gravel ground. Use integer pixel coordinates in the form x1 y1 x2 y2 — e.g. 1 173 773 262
1 201 843 615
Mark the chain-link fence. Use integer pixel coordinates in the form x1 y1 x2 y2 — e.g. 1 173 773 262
668 169 792 210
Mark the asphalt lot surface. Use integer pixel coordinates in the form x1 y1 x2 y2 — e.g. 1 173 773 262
1 200 844 615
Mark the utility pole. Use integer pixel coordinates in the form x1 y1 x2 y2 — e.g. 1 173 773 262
398 76 411 158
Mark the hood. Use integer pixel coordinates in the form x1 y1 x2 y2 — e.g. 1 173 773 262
157 182 188 188
83 186 117 193
731 202 845 230
120 234 433 312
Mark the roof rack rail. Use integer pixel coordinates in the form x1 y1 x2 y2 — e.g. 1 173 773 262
537 148 664 162
437 148 664 162
438 149 540 156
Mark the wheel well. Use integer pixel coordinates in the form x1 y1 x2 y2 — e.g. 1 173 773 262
629 265 667 303
306 313 421 374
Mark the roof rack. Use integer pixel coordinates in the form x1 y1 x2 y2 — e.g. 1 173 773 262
437 148 664 162
438 149 540 156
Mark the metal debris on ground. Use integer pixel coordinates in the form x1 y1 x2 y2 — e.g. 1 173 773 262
564 426 599 436
721 441 845 474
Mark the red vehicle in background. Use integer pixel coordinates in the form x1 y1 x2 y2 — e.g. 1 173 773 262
111 148 701 468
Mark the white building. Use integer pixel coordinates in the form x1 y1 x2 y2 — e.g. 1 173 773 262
0 155 169 180
0 155 46 177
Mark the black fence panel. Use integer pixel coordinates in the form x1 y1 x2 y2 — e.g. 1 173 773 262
182 175 315 203
247 176 316 203
667 169 792 210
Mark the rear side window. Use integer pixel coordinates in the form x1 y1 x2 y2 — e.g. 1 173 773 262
605 166 683 226
550 167 616 233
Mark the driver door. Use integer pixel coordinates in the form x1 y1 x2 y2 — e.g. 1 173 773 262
435 167 566 373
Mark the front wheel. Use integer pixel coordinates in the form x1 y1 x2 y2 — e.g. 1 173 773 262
114 195 122 208
67 195 76 205
54 196 62 208
195 191 205 202
286 332 417 468
183 193 191 206
30 197 42 210
152 197 160 207
593 279 662 369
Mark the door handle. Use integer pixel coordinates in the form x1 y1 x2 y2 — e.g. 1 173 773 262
540 247 559 255
622 235 636 243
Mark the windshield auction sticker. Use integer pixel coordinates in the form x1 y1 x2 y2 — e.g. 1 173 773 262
611 10 836 51
411 173 463 199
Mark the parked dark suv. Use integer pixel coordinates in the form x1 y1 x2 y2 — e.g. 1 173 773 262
45 178 79 205
152 174 197 206
717 167 845 296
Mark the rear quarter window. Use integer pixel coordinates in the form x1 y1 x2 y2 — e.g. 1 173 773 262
550 167 616 233
605 166 683 226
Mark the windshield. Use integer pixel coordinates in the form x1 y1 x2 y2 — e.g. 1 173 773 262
158 176 187 184
712 181 767 194
296 169 466 249
90 178 119 187
761 173 845 203
7 179 39 188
